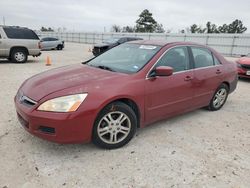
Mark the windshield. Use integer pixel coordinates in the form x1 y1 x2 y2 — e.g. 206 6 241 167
103 38 120 44
87 43 161 74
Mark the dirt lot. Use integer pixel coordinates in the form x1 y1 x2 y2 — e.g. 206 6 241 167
0 43 250 188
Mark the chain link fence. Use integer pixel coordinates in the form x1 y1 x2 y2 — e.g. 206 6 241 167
37 32 250 56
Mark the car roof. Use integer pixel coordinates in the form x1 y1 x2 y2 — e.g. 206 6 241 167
128 40 203 47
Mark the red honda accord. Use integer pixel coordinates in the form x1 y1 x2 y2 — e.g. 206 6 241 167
15 41 238 149
236 54 250 78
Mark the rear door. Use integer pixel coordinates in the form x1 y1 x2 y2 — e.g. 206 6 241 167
189 46 224 107
145 46 195 124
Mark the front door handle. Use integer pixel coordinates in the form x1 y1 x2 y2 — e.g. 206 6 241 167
216 69 222 74
184 76 193 81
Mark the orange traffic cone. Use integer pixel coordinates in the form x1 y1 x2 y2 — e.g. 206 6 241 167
46 56 52 66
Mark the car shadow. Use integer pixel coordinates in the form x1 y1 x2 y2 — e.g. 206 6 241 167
29 109 202 154
238 77 250 83
0 59 38 64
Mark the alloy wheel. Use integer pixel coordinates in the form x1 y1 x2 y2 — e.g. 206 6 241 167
97 111 131 144
213 88 227 109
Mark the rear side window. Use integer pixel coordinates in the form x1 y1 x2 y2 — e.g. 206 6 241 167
155 46 190 73
191 47 214 68
213 55 221 65
3 28 39 40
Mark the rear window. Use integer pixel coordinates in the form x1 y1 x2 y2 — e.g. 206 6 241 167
3 28 39 40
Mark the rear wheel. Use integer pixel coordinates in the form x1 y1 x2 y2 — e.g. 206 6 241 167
93 102 137 149
208 83 229 111
11 48 28 63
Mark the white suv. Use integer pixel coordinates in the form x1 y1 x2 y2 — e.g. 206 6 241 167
0 26 41 63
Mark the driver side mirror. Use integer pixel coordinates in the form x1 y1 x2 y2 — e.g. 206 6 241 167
154 66 173 77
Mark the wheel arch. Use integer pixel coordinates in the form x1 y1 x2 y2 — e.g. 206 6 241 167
96 97 141 128
9 46 29 57
222 81 230 91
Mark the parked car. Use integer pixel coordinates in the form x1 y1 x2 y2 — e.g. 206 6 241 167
236 53 250 78
15 41 238 149
0 26 41 63
40 37 64 50
92 36 143 56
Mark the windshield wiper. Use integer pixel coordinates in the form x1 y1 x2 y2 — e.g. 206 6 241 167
96 65 116 72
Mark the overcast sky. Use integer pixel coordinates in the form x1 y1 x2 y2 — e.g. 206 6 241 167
0 0 250 33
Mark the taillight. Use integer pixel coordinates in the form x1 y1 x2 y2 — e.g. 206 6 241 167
38 41 41 49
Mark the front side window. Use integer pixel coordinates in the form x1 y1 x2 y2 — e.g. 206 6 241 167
155 46 190 73
50 38 58 41
87 43 161 74
191 47 214 68
41 38 49 41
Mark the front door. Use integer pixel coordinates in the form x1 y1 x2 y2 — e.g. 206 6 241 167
145 46 194 124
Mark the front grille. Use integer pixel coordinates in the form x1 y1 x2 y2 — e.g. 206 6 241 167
17 113 29 128
241 64 250 70
38 126 55 135
16 91 37 107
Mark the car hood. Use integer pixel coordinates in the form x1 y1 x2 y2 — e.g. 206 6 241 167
21 64 126 101
94 43 110 48
238 57 250 65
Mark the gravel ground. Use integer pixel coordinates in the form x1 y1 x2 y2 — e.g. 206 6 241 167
0 43 250 188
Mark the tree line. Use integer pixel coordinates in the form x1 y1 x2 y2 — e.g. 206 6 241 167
111 9 247 34
188 20 247 34
40 9 248 34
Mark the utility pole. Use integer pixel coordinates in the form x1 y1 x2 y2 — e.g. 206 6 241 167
3 16 5 25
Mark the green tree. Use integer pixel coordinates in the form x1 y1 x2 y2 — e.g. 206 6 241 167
190 24 206 33
206 22 219 33
228 19 247 33
218 24 229 33
40 26 54 32
155 23 165 33
122 26 135 33
111 25 121 32
135 9 157 33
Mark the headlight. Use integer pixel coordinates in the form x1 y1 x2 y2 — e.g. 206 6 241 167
37 94 88 112
236 63 242 68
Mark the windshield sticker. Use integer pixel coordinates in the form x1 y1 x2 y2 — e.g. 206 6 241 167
133 65 139 69
139 45 157 50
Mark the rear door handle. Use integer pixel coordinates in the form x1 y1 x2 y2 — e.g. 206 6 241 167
184 76 193 81
216 69 222 74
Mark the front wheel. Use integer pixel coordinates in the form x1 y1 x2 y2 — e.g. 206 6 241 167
93 102 137 149
57 45 63 50
208 83 229 111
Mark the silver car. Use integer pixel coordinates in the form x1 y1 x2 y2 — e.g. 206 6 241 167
0 26 41 63
40 37 64 50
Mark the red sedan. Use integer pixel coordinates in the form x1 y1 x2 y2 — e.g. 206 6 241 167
15 41 238 149
236 54 250 78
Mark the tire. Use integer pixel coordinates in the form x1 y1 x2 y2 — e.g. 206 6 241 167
93 102 137 149
207 83 229 111
11 48 28 63
57 45 63 50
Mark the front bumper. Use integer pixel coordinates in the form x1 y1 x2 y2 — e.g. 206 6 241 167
238 68 250 78
14 96 95 144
